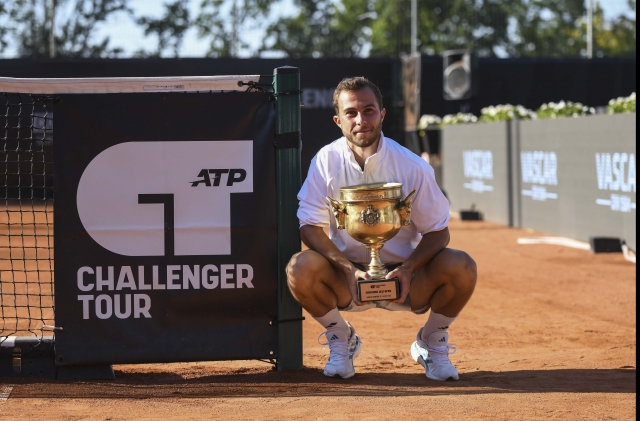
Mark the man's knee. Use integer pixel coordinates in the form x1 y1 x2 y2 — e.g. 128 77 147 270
435 249 477 292
450 250 477 292
286 250 321 293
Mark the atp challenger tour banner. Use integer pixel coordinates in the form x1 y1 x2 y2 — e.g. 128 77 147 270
54 92 278 365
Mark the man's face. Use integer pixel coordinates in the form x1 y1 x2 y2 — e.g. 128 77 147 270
333 87 386 149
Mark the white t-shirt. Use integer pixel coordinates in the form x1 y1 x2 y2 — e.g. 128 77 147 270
298 133 450 263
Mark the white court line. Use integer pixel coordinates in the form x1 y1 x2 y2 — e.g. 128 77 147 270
622 243 636 264
0 386 13 402
517 237 591 250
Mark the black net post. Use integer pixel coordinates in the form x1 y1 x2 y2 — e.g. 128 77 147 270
273 66 302 370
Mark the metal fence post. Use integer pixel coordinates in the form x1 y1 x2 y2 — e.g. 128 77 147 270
508 120 522 228
273 66 303 370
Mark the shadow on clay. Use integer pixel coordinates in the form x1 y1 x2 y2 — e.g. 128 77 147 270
7 367 636 399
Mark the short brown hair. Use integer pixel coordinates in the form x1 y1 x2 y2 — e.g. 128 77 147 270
333 77 384 115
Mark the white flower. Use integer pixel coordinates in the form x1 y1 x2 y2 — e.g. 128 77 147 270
418 114 442 129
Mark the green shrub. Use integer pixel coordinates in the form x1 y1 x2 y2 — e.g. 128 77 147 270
536 101 595 119
608 92 636 114
478 104 535 122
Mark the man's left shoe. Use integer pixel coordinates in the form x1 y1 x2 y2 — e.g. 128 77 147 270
410 327 459 381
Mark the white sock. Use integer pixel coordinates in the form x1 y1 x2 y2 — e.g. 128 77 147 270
314 308 349 341
421 311 457 341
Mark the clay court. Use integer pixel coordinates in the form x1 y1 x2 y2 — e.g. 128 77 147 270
0 217 635 420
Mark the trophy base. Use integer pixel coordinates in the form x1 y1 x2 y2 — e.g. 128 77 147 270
357 278 400 302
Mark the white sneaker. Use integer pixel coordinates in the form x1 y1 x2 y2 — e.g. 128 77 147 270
410 327 459 381
318 322 362 379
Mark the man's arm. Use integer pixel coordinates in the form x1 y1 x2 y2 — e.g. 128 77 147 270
386 227 451 303
300 225 371 305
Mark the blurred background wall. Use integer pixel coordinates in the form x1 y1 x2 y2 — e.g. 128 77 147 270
0 0 635 174
3 56 633 174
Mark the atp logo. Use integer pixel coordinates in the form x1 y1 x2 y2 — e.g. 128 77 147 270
77 141 253 256
191 169 247 187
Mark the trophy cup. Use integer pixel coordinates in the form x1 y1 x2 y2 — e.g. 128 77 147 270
327 183 416 302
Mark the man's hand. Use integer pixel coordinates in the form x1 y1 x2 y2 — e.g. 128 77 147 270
343 267 371 306
382 227 450 305
301 225 369 306
385 265 413 304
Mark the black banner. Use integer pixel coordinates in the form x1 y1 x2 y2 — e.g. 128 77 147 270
3 57 634 183
54 92 278 365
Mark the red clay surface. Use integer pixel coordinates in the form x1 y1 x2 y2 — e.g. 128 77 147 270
1 218 636 420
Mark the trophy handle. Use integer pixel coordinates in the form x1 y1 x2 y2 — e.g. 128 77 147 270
396 190 416 226
326 196 347 229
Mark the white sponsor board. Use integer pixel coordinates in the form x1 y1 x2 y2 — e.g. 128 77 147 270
462 150 494 193
594 152 636 212
77 141 253 256
521 151 558 201
463 179 494 192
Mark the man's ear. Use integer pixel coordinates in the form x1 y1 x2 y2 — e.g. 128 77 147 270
380 108 387 121
333 115 341 127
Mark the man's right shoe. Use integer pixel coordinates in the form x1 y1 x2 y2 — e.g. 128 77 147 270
410 327 459 381
318 322 362 379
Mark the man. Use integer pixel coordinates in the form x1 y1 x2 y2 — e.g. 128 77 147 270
286 77 477 381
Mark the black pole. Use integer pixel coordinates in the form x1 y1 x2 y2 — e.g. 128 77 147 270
273 66 303 370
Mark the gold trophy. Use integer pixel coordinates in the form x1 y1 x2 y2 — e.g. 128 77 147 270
327 183 416 302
